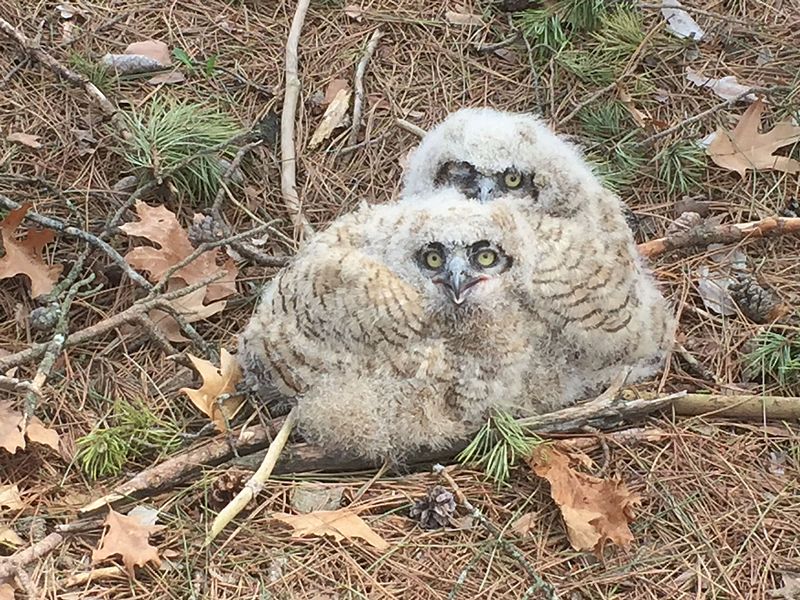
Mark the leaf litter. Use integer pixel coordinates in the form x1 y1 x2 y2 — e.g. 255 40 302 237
272 508 390 551
92 508 166 577
179 348 244 431
120 201 238 339
528 445 641 553
0 400 60 455
0 203 63 298
685 67 758 103
706 98 800 177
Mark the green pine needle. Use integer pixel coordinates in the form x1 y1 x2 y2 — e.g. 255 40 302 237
745 330 800 389
121 99 242 204
656 141 706 196
515 9 568 60
457 411 542 485
76 397 181 480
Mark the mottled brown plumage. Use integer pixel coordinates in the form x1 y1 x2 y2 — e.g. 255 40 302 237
402 108 676 398
238 191 570 461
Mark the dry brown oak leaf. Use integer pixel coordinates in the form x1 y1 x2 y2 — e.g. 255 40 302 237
148 281 228 343
272 508 390 551
92 508 166 577
707 98 800 178
119 200 237 302
529 445 641 554
0 400 60 455
0 203 63 298
179 348 244 431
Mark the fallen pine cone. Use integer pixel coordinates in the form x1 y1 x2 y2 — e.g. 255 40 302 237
409 485 457 530
729 274 789 324
209 471 256 511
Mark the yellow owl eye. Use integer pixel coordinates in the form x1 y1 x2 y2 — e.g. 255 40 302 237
504 170 522 188
424 250 444 269
476 250 497 267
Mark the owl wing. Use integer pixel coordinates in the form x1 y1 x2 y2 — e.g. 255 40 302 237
239 242 430 400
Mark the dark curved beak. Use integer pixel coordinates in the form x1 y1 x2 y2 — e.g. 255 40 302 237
434 257 482 305
478 176 495 203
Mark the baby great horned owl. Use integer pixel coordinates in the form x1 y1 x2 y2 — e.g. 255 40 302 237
401 107 675 398
238 191 570 462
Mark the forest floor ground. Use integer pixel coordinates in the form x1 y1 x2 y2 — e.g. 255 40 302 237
1 0 799 598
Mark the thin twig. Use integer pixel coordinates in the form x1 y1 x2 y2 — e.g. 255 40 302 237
637 86 777 147
434 465 559 600
205 407 298 545
210 140 263 218
0 16 129 138
0 194 152 290
347 28 384 148
395 118 427 138
281 0 314 242
22 273 95 425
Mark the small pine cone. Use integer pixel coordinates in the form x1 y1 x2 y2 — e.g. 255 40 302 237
188 214 228 247
409 485 457 530
666 211 703 236
729 274 786 324
209 471 255 511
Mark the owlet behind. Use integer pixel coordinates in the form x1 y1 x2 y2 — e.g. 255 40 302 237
238 191 573 463
401 107 676 399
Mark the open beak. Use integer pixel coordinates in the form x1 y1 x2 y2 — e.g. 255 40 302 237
434 257 482 305
478 176 495 203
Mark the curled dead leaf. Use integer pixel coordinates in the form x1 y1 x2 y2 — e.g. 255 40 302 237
6 132 42 149
309 88 352 149
707 99 800 177
179 348 244 431
529 446 641 554
0 485 23 511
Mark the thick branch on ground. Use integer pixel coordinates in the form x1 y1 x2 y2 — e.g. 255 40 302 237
281 0 314 241
347 29 384 148
0 16 128 138
638 217 800 258
78 417 283 514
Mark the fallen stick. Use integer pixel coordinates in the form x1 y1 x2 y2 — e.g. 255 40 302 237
0 532 63 579
0 194 152 290
237 392 687 474
638 216 800 258
347 28 384 148
281 0 314 241
205 407 298 544
669 393 800 420
0 16 129 138
0 274 223 373
78 417 282 514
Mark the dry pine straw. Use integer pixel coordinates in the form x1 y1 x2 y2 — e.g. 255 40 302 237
0 0 799 598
